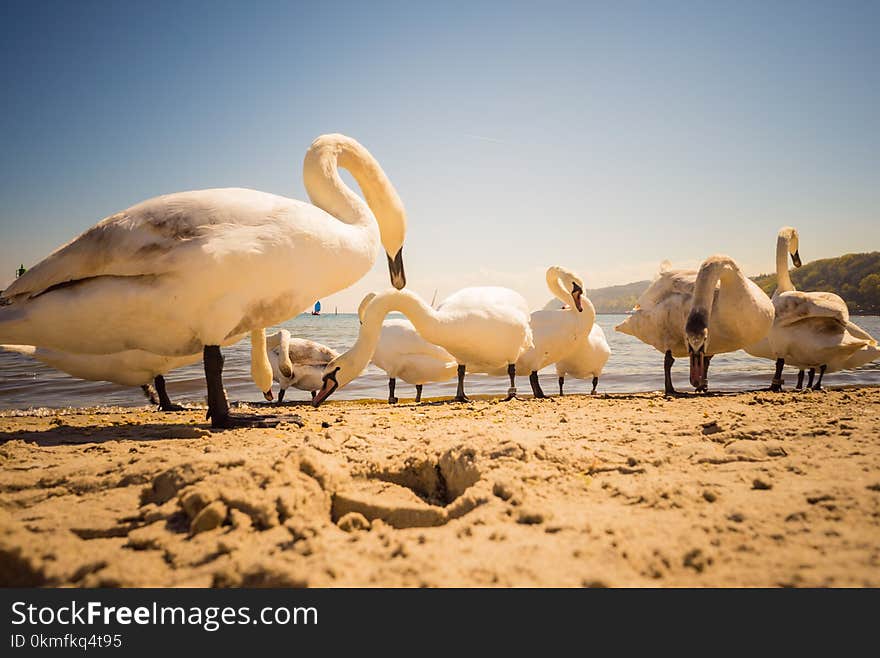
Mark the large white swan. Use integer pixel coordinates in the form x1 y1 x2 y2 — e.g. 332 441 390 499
312 287 533 405
744 227 876 390
357 293 457 403
555 324 611 395
0 344 200 410
616 255 774 394
0 134 407 427
489 266 593 397
265 329 339 402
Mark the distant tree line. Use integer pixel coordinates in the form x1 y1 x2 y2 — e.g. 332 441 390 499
588 252 880 315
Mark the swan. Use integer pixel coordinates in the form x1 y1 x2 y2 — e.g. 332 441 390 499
265 329 339 402
744 227 876 390
616 255 774 394
488 266 593 397
312 287 533 405
0 134 407 428
0 344 199 410
555 324 611 395
357 293 457 403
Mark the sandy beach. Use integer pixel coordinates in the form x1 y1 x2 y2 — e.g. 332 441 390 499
1 387 878 588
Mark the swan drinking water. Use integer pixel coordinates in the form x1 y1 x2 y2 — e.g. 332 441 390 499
265 329 339 402
357 293 457 403
0 134 407 428
616 255 774 394
312 287 533 405
745 227 877 390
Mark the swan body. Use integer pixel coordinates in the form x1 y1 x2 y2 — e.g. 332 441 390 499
0 134 407 427
555 324 611 395
488 266 594 397
744 227 875 389
617 255 774 393
266 329 339 402
313 287 533 405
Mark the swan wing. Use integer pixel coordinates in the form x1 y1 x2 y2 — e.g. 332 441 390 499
287 338 339 366
773 290 849 327
634 269 697 311
2 188 307 300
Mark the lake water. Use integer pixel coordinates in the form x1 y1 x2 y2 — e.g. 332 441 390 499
1 314 878 410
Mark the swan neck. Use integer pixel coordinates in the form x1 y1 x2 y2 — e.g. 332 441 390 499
692 259 735 317
776 235 794 292
546 269 570 307
250 329 273 391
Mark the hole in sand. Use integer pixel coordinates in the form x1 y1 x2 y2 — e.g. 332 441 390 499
372 449 481 507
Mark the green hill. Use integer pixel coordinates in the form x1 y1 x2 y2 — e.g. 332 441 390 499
588 252 880 315
752 251 880 315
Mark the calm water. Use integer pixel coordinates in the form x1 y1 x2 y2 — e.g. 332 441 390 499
1 314 879 410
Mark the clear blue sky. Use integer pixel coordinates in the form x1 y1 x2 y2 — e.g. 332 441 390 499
2 0 878 310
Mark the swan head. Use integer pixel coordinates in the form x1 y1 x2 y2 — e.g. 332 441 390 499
779 226 801 268
684 309 709 388
357 292 377 324
312 352 363 407
549 266 585 312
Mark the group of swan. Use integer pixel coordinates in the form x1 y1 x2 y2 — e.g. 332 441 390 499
615 227 877 393
0 134 407 427
0 127 875 418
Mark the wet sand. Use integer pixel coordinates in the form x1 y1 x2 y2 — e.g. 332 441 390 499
1 388 879 587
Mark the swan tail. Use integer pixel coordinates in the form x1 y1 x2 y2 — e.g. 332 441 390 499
845 321 877 346
614 315 636 336
0 343 37 357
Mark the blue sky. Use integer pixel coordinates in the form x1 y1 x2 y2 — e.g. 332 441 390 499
1 0 878 310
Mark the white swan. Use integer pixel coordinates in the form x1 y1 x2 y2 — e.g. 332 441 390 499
312 287 533 405
0 134 407 427
0 344 199 410
488 266 593 397
616 255 774 394
357 293 457 403
265 329 339 402
744 227 876 390
555 324 611 395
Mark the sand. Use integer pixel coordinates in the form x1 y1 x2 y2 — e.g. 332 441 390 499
1 387 879 587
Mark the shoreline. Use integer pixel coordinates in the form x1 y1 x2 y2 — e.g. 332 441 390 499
1 387 879 587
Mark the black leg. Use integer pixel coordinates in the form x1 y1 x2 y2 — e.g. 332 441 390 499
664 350 676 396
277 388 286 404
529 370 546 398
388 377 398 404
812 364 827 391
504 363 518 400
310 390 316 400
415 384 422 403
591 376 598 395
155 375 185 411
141 384 159 405
807 368 816 389
203 345 280 429
769 357 785 392
795 370 805 390
558 376 565 396
454 364 470 403
696 355 712 393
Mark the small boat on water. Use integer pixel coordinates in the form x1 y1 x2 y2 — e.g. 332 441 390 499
312 301 321 316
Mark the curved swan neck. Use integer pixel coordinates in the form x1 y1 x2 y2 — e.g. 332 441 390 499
776 234 795 293
691 256 742 316
302 134 406 252
347 290 443 376
545 268 570 307
250 328 273 392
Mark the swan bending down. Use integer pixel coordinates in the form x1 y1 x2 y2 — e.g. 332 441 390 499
358 293 457 403
0 344 200 410
744 227 876 390
0 134 407 428
265 329 339 402
616 256 774 394
488 266 593 398
313 287 533 405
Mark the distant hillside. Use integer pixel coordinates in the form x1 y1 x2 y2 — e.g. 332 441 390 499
586 280 650 314
752 251 880 315
588 252 880 315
